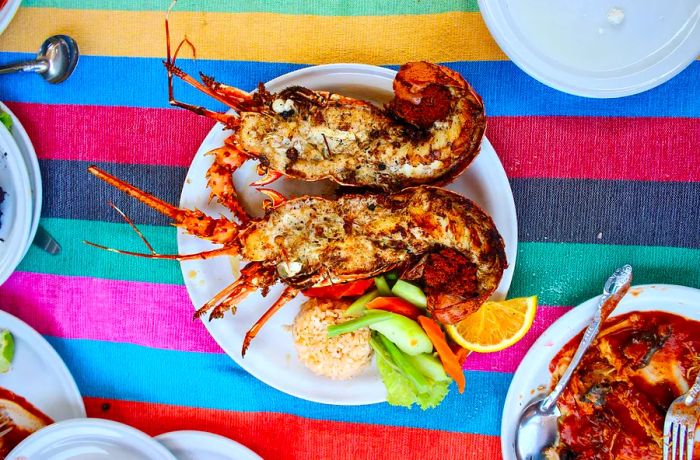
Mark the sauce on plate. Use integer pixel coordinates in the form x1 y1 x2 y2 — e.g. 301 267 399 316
547 311 700 459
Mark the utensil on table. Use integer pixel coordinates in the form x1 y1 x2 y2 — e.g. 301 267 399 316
0 414 13 438
514 264 633 460
663 372 700 460
0 35 79 83
32 225 61 255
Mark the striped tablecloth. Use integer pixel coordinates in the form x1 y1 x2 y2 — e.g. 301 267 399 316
0 1 698 458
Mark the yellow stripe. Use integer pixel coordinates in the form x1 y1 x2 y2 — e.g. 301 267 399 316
0 7 507 63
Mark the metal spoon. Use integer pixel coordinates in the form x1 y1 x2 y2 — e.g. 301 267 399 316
0 35 79 83
514 264 633 460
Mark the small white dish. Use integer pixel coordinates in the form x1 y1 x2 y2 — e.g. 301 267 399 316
155 430 262 460
0 125 32 286
177 64 518 404
0 0 21 37
8 418 178 460
0 309 85 422
479 0 700 97
0 101 42 258
500 284 700 459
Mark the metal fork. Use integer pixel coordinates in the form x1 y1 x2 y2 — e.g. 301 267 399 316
664 372 700 460
0 413 12 437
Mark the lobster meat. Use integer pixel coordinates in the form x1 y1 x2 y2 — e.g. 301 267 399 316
87 166 506 356
165 19 486 224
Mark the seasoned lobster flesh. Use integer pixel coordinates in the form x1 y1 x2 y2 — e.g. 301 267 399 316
165 21 486 224
87 166 506 355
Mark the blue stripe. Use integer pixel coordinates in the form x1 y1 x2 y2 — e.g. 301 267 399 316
46 336 510 435
1 53 699 116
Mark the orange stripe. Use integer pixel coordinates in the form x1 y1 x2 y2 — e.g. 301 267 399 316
84 397 501 459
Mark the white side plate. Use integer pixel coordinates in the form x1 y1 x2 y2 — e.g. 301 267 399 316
0 126 32 286
0 310 85 423
0 101 43 258
500 284 700 459
178 64 518 405
156 430 262 460
479 0 700 97
9 418 177 460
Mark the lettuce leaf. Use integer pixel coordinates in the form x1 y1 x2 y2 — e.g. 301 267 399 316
371 334 450 410
0 112 12 131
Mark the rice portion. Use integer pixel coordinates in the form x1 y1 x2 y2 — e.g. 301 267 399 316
292 298 373 380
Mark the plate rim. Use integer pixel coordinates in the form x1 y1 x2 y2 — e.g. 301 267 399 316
0 101 43 258
155 430 263 460
500 283 700 459
178 63 518 405
8 418 177 460
477 0 700 98
0 0 22 37
0 309 86 420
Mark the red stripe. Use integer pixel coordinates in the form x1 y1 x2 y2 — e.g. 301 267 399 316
2 272 568 373
84 397 501 459
8 102 700 181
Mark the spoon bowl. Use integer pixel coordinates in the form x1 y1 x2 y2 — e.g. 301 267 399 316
37 35 79 83
0 35 79 83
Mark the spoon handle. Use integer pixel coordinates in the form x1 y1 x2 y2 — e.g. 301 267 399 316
0 58 49 75
540 265 632 412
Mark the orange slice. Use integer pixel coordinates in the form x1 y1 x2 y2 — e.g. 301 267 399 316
445 296 537 353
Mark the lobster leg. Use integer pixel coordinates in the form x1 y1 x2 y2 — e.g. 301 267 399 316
206 145 250 223
88 166 242 245
241 286 299 357
194 262 276 320
164 15 243 128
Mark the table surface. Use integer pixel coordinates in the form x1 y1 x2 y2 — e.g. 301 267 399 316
0 1 699 458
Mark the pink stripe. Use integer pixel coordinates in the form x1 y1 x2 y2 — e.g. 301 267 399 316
1 272 570 374
6 102 211 167
0 272 221 353
490 116 700 182
8 102 700 182
463 305 571 373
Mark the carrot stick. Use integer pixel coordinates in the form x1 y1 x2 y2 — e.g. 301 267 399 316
418 316 466 393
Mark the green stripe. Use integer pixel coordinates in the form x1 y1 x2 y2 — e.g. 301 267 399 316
509 242 700 306
19 218 184 285
20 218 700 305
23 0 480 15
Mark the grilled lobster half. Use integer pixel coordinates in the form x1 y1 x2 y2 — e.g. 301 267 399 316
87 166 506 356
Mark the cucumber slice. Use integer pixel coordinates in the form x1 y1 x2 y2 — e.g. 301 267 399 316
345 289 379 316
391 279 427 309
374 276 392 296
369 312 433 355
407 353 450 382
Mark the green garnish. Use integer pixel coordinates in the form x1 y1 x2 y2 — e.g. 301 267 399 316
0 112 13 132
0 330 15 373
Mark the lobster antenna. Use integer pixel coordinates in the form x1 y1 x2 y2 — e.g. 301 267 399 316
107 201 155 254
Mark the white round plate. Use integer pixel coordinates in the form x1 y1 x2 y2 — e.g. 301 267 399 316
0 101 42 258
8 418 177 460
479 0 700 97
0 125 32 286
0 0 21 37
178 64 518 404
155 430 262 460
0 310 85 423
500 284 700 459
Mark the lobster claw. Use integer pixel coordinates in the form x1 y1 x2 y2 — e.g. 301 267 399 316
251 167 283 186
257 188 287 212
